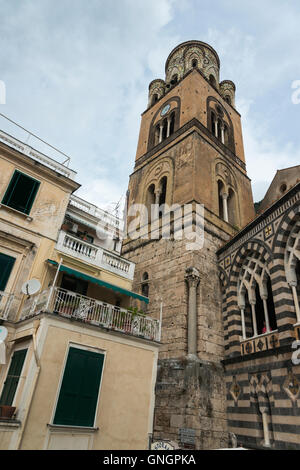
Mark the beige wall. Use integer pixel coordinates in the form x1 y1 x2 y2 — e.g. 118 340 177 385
4 316 158 450
0 145 78 300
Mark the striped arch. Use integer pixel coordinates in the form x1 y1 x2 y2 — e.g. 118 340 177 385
272 201 300 254
272 203 300 328
230 239 274 290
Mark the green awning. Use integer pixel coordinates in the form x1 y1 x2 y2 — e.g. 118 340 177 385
47 259 149 304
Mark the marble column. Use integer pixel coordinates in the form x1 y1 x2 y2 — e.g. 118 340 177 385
289 281 300 323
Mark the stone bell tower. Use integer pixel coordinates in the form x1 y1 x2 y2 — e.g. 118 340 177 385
122 40 255 449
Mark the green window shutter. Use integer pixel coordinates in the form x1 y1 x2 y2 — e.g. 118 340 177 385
54 347 104 427
2 170 40 215
0 253 16 291
0 349 27 406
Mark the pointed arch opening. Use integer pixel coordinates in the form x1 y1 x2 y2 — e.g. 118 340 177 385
209 75 217 87
146 184 155 223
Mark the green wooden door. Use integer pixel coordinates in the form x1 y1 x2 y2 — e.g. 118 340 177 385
0 349 27 406
54 347 105 427
0 253 16 291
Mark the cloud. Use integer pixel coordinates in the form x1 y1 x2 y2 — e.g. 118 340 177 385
0 0 180 208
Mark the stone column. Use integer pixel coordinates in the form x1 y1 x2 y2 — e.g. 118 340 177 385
238 301 246 340
214 118 218 138
159 124 163 143
221 123 225 144
261 408 271 447
289 281 300 323
153 190 161 219
250 299 258 337
166 117 171 138
185 267 200 361
261 295 271 333
221 192 229 223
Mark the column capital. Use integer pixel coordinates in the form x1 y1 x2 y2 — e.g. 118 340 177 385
185 267 200 287
221 191 228 200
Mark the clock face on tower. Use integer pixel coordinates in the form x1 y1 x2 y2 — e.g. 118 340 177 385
161 104 170 116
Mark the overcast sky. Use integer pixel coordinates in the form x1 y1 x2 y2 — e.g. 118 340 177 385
0 0 299 213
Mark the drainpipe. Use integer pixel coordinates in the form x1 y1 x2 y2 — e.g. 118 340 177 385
16 319 41 450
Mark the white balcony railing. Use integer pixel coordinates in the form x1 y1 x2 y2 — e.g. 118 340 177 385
21 287 159 342
56 230 134 280
69 195 120 228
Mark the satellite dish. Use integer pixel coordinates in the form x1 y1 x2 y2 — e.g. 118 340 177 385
21 279 41 296
0 326 8 342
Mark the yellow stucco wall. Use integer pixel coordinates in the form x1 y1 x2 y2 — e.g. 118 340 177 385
18 317 157 450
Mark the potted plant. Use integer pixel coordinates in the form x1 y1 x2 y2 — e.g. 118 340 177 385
0 405 16 419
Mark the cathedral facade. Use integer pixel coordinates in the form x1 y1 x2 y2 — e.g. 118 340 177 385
122 40 300 450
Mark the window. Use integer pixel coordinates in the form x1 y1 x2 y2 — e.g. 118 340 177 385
53 347 105 427
209 75 217 87
2 170 40 215
192 59 198 68
141 272 149 297
0 253 16 291
0 349 27 406
170 74 178 85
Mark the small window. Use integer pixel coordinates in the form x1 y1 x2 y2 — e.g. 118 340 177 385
0 349 27 406
2 170 40 215
53 347 105 427
192 59 198 68
225 95 231 105
142 272 149 297
209 75 217 87
280 183 287 194
0 253 16 291
170 74 178 85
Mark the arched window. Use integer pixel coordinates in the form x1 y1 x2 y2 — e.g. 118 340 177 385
162 118 168 141
141 272 149 297
217 119 222 140
209 75 217 87
225 95 231 105
154 124 160 146
227 188 236 226
218 180 225 220
224 123 229 147
146 184 155 223
192 59 198 68
211 111 216 136
169 111 175 136
159 176 167 209
170 74 178 85
285 218 300 322
238 253 277 339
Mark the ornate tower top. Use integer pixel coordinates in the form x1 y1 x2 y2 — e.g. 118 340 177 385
148 40 236 109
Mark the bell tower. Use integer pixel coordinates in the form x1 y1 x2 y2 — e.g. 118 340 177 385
122 40 255 449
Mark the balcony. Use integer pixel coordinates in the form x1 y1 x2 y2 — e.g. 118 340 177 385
21 287 160 342
240 330 279 356
69 195 120 229
56 231 134 279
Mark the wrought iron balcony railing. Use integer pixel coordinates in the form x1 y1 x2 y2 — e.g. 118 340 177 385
21 287 160 342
